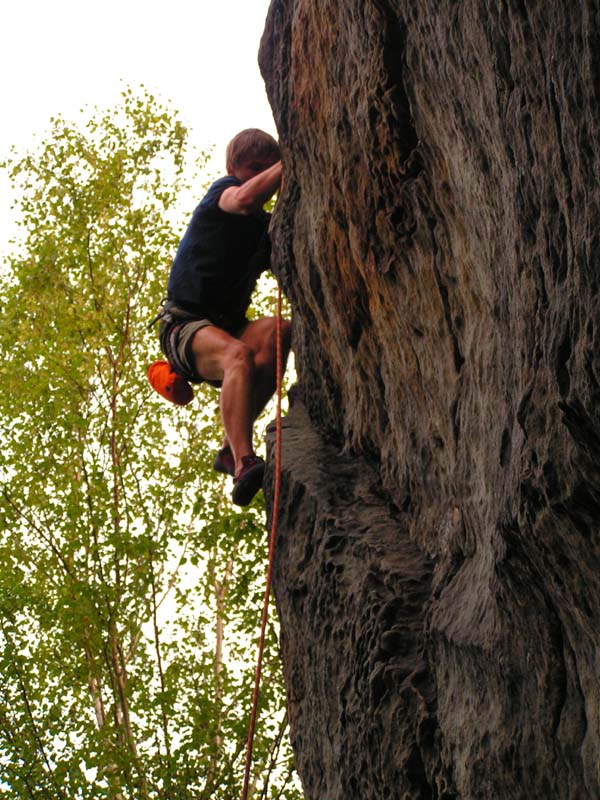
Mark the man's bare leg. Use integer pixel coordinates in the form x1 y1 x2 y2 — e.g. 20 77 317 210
191 319 291 486
190 326 255 472
216 317 291 456
240 317 292 421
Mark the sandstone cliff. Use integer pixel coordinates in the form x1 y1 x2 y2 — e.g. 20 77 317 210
259 2 600 798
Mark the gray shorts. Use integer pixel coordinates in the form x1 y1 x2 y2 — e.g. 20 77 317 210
158 309 247 386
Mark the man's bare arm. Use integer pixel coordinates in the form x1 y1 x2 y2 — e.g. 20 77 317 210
218 161 282 215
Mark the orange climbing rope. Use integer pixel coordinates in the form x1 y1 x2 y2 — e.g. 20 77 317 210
241 285 284 800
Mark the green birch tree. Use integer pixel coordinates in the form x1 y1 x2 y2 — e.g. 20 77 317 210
0 89 299 800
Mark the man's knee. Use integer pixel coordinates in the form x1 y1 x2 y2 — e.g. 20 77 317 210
224 341 255 375
268 319 292 363
251 321 289 375
263 318 291 356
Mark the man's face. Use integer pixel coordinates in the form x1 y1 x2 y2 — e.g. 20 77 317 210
235 155 279 183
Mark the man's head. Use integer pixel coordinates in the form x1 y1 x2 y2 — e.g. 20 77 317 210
226 129 280 180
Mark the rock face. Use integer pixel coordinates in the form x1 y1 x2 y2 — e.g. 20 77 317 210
259 2 600 798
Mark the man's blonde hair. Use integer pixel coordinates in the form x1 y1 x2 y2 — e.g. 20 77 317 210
226 129 280 172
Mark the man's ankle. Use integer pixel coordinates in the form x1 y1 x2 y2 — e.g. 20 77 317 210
234 449 255 474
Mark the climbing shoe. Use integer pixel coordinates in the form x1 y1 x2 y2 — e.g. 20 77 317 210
147 360 194 406
213 445 235 477
232 455 265 507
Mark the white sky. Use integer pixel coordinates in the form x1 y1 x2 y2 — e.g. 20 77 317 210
0 0 276 248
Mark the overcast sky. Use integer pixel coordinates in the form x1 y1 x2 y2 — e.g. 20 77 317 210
0 0 276 249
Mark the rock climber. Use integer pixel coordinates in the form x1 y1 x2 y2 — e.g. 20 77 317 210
148 128 292 507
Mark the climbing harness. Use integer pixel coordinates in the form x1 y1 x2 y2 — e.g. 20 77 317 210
241 285 284 800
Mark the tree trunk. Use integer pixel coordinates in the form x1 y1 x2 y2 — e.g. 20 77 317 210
259 1 600 798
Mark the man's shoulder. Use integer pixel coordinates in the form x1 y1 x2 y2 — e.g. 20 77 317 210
199 176 242 210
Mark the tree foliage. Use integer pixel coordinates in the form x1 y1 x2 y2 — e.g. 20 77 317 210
0 89 299 799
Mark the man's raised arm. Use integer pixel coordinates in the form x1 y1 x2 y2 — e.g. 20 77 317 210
218 161 282 215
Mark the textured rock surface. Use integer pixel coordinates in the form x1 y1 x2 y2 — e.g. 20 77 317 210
260 2 600 798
